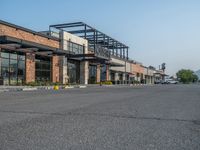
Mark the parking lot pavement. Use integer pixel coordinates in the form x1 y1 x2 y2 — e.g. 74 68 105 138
0 84 200 150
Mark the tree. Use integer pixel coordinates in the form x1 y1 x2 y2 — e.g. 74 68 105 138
176 69 199 83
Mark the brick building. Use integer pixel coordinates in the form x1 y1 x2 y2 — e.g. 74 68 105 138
0 20 163 85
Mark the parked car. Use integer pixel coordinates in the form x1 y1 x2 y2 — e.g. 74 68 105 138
161 80 168 84
167 79 178 84
154 80 161 84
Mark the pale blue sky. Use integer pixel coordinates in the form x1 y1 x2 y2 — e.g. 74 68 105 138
1 0 200 75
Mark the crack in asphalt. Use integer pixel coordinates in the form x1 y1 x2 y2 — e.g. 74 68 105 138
0 110 198 124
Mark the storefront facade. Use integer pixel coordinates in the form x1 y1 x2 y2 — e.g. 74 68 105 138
0 20 63 85
0 20 161 86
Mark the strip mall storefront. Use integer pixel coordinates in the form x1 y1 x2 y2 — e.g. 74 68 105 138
0 20 65 85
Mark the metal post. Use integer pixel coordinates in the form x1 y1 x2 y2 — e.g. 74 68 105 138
93 31 96 51
84 25 87 39
126 48 129 59
115 42 118 56
120 46 122 58
103 34 106 47
123 48 125 59
112 40 115 55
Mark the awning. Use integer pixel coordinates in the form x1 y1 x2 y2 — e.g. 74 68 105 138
0 35 72 56
109 61 125 67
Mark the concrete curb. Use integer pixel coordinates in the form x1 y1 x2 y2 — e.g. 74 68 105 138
22 87 38 91
0 84 156 93
64 86 74 89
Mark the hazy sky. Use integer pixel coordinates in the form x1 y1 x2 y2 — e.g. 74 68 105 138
1 0 200 75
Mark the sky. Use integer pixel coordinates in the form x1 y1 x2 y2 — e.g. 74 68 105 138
1 0 200 75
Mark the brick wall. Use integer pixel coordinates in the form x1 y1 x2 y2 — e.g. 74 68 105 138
0 24 59 48
52 56 60 83
132 63 144 75
25 53 35 83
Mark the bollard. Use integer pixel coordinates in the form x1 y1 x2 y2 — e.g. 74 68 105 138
54 85 59 90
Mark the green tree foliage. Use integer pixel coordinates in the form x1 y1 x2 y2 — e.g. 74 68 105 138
176 69 199 83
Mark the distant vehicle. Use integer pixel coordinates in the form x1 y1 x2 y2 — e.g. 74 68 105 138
167 79 178 84
154 80 161 84
161 80 168 84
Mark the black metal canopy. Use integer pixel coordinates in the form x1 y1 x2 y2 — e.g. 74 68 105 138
49 22 129 59
0 36 73 57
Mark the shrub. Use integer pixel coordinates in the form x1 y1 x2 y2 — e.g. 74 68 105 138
96 81 113 85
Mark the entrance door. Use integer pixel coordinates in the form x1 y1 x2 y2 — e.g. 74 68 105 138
67 60 80 84
88 65 97 84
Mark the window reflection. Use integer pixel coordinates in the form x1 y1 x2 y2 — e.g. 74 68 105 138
0 50 25 85
67 60 80 84
35 56 51 82
66 41 84 54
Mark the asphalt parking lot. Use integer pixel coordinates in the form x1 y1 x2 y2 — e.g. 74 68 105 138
0 84 200 150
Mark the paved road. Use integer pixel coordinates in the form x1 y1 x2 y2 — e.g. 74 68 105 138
0 84 200 150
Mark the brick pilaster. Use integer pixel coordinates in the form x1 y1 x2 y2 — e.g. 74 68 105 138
52 55 60 83
25 53 35 83
96 64 101 83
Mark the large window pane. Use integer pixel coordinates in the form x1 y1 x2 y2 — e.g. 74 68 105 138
67 41 84 54
67 60 80 84
1 52 9 58
10 60 18 85
35 57 51 82
18 55 25 61
0 52 25 85
10 53 18 60
1 58 9 67
18 61 25 76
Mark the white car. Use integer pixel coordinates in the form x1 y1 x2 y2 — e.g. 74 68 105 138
167 79 178 84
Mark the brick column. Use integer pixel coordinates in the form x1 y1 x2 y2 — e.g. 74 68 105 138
106 65 110 81
96 64 101 83
25 53 35 83
52 55 60 83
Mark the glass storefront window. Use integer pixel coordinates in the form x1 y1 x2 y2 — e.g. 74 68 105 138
18 55 25 61
1 67 9 85
10 53 18 60
100 65 106 81
1 52 9 58
35 57 51 82
67 60 80 84
18 60 25 85
89 65 97 84
9 59 18 85
0 50 25 85
1 58 9 67
67 41 84 54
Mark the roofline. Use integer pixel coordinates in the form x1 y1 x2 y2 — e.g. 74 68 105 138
50 22 129 48
0 20 59 41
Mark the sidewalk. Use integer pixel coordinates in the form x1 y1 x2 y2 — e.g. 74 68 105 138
0 85 88 92
0 84 154 92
